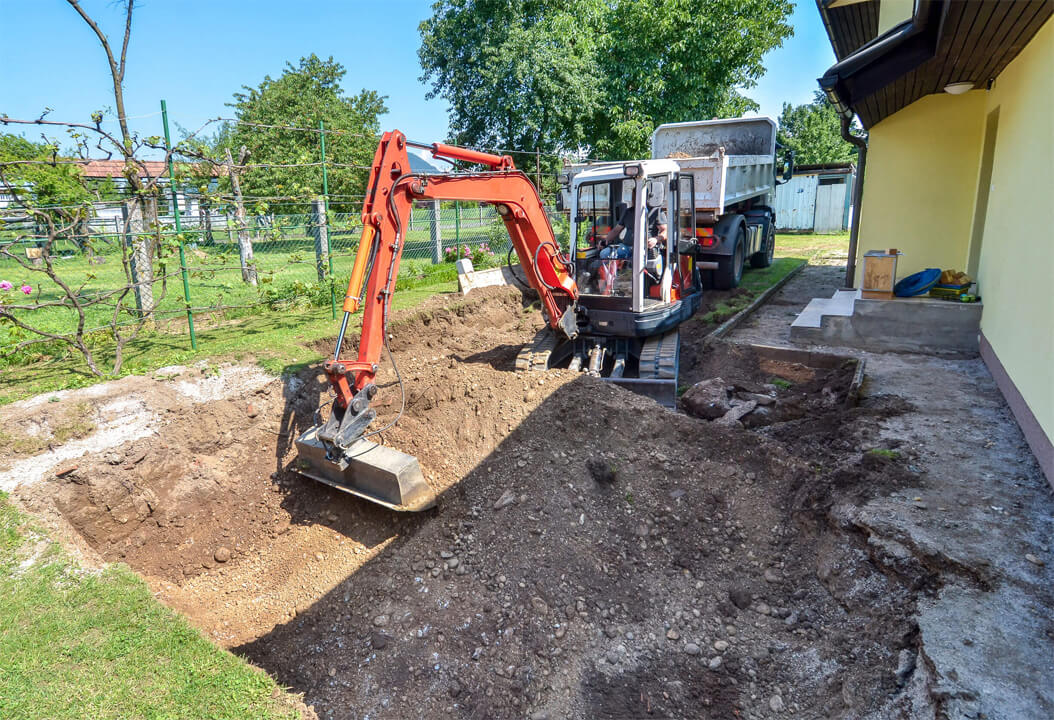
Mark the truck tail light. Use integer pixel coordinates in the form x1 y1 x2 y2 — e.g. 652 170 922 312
696 227 717 247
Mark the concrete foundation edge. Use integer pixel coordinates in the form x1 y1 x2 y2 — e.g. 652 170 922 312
458 263 524 295
980 331 1053 488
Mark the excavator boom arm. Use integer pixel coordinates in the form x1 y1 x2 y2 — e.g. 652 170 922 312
324 130 578 410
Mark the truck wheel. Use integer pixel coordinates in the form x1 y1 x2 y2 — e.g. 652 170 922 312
714 226 745 290
750 223 775 268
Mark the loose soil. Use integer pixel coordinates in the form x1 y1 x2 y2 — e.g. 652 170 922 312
9 285 939 719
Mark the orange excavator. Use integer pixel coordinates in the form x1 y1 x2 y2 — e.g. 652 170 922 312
295 130 712 511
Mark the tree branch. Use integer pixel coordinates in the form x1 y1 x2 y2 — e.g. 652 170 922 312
119 0 134 83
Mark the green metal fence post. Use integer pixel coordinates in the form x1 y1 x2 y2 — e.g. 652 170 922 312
455 201 461 260
319 119 336 319
161 99 197 350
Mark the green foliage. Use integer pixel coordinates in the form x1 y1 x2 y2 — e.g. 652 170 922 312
592 0 794 159
218 55 388 213
260 278 334 310
419 0 794 160
419 1 602 156
0 133 94 210
866 448 900 460
776 91 860 165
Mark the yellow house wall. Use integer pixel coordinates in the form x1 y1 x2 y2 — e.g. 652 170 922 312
854 91 985 283
974 19 1054 441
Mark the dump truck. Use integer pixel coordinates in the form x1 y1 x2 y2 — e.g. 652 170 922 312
560 116 792 290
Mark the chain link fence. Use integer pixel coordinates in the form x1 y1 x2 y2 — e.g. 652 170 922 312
0 104 575 373
0 198 567 365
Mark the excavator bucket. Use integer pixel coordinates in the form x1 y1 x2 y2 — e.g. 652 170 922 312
294 426 436 512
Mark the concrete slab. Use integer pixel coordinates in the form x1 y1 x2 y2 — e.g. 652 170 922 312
457 259 525 295
791 288 860 328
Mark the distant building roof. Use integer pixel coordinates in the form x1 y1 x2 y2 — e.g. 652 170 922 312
79 159 223 179
794 162 856 174
80 159 168 178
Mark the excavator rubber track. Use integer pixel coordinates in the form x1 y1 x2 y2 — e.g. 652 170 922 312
606 330 680 408
515 329 559 372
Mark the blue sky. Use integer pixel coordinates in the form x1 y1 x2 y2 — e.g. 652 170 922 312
1 0 834 151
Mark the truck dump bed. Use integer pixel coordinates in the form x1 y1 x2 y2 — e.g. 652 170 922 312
651 117 776 214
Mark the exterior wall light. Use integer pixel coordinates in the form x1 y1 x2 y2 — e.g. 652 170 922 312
944 82 974 95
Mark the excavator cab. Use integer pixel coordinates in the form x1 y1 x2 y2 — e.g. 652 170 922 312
522 161 706 406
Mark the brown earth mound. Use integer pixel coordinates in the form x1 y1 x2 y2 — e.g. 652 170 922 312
13 285 932 719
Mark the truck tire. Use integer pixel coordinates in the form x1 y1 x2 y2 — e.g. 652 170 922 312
750 222 775 269
713 225 745 290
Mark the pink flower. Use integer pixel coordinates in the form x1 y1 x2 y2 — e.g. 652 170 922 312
0 281 12 291
20 285 32 295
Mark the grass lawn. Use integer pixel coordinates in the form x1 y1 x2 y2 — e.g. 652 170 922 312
697 256 805 325
0 232 845 405
0 217 505 341
0 276 458 405
0 493 303 720
774 231 850 265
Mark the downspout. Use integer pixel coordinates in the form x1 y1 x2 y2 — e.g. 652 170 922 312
817 0 947 286
840 115 867 288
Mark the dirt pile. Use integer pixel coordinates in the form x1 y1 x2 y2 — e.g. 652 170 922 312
11 285 936 718
238 378 924 720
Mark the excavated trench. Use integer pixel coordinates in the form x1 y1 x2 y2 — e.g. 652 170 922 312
9 286 942 719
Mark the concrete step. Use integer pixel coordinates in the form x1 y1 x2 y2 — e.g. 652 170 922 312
790 291 981 355
791 289 861 329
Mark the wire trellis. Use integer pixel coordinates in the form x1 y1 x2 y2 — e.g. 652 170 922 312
0 104 572 375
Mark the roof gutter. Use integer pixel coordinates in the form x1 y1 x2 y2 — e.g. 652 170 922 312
817 0 948 116
816 0 947 287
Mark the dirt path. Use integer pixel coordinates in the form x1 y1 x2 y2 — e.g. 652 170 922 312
5 278 1048 719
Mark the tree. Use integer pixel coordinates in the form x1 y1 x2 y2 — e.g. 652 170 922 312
221 55 388 214
419 0 794 161
418 0 602 157
0 134 93 209
592 0 793 159
776 91 859 165
0 0 199 377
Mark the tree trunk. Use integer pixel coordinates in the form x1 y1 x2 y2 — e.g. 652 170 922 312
201 200 213 244
225 147 257 285
311 198 329 282
123 197 154 315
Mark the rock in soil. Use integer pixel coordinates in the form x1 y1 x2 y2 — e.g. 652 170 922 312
681 377 730 419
